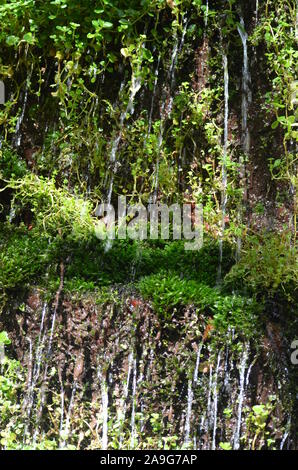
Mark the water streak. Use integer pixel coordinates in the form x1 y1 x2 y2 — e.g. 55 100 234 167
130 358 137 448
184 380 193 447
218 53 229 283
119 352 133 446
152 19 188 203
14 66 33 147
193 343 203 384
205 0 209 27
212 352 221 449
148 56 161 137
107 75 142 205
237 17 251 259
100 371 109 450
60 381 77 449
233 343 249 450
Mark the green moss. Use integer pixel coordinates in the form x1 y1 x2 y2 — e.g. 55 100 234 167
137 271 262 338
0 225 55 291
224 232 297 305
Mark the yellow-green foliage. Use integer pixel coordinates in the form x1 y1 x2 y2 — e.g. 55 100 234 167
4 174 96 239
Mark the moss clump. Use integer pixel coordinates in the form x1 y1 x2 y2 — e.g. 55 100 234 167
137 271 262 338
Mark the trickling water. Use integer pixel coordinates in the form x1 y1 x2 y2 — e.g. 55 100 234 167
237 17 251 259
255 0 259 23
148 56 161 137
193 343 203 384
237 18 251 157
119 352 133 446
169 35 179 91
59 384 65 445
206 365 213 438
205 0 209 27
8 207 16 223
127 75 142 116
22 337 33 441
14 67 33 148
233 343 249 450
100 370 109 450
184 379 193 447
212 351 221 450
152 19 188 203
280 417 291 450
60 381 77 449
130 358 137 448
25 338 33 405
107 75 142 206
178 15 188 55
245 356 257 389
218 53 229 283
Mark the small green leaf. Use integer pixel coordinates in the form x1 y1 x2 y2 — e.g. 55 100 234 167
6 35 19 46
0 331 11 345
23 32 35 44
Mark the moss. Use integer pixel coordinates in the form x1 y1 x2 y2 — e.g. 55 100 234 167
137 271 262 338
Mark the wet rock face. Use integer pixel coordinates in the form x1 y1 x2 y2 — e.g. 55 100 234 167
1 290 295 450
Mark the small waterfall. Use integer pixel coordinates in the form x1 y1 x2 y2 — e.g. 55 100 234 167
119 351 133 446
8 207 16 223
237 18 251 156
206 364 213 438
14 66 33 148
280 417 291 450
255 0 259 23
212 351 221 450
233 343 249 450
152 19 188 203
130 358 137 448
184 341 203 447
148 55 161 137
193 343 203 384
245 355 257 390
223 328 232 391
184 379 193 447
107 75 142 205
25 337 33 405
59 383 65 445
99 370 109 450
218 53 229 283
23 302 48 439
205 0 209 27
60 381 77 449
36 267 64 432
237 17 251 259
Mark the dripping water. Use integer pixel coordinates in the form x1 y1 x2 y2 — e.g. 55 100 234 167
217 53 229 283
148 55 161 137
193 343 203 384
205 0 209 28
206 364 213 441
60 381 77 449
280 417 291 450
233 343 249 450
107 74 142 207
236 17 251 260
184 379 193 447
212 351 221 450
130 358 137 448
152 19 188 203
14 66 33 148
8 207 16 223
99 368 109 450
119 351 133 446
